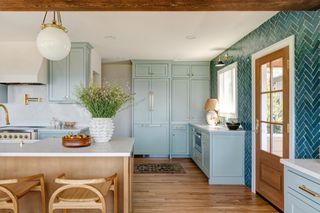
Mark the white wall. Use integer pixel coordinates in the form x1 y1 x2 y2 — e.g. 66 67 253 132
0 85 91 127
102 63 132 137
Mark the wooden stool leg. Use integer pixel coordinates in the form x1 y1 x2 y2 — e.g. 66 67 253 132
40 175 47 213
113 176 118 213
13 201 19 213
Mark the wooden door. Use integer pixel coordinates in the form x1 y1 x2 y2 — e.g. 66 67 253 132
255 47 289 211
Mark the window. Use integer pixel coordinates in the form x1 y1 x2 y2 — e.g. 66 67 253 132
218 62 238 118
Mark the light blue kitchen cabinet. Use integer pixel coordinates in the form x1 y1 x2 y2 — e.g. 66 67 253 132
0 84 8 103
133 124 169 155
284 166 320 213
171 79 189 122
133 61 170 78
48 42 92 103
171 64 190 78
190 79 210 122
133 78 169 124
190 124 245 185
191 64 210 78
133 79 151 123
171 124 189 157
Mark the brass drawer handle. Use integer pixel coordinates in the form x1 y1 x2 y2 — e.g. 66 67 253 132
299 185 320 197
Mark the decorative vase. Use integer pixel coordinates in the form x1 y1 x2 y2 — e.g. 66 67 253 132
89 118 114 143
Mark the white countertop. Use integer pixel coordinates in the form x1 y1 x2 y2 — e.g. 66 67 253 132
38 126 89 133
0 137 134 157
281 159 320 180
190 123 246 134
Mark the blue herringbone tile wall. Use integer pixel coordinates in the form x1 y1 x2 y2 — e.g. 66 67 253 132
210 11 320 187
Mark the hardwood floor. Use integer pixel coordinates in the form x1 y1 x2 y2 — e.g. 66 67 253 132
133 158 278 213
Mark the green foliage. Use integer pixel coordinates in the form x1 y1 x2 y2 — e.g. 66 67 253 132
76 83 131 118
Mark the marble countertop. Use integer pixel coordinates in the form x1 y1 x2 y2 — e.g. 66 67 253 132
190 123 246 134
0 137 134 157
281 159 320 180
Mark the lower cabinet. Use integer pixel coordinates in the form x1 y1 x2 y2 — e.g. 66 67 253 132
284 167 320 213
134 124 169 155
171 124 189 157
189 124 245 185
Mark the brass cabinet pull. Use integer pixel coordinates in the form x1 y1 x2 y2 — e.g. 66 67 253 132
299 185 320 197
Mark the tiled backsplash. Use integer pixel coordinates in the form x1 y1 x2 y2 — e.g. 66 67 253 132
0 85 91 126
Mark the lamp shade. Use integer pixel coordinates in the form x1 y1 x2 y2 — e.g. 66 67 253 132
36 27 71 61
204 98 219 112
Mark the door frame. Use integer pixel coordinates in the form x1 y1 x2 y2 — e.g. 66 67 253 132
251 35 295 193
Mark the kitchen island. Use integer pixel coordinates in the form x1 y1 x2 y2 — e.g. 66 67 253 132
0 137 134 213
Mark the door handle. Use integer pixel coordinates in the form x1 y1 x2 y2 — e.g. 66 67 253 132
148 91 153 111
255 119 259 133
149 124 161 127
151 92 154 111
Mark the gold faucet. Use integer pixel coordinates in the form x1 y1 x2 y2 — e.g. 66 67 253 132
0 104 10 125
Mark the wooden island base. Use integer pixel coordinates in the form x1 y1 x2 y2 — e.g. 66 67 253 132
0 156 133 213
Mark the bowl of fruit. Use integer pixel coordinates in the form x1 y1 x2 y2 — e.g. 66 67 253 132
62 134 91 148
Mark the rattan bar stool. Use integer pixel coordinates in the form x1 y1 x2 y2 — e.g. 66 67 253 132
0 173 46 213
49 173 118 213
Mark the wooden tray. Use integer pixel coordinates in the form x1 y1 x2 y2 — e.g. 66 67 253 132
62 137 92 148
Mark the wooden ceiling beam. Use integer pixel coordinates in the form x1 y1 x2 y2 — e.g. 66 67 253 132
0 0 319 11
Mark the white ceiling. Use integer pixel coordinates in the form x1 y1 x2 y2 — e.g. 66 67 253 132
0 12 277 63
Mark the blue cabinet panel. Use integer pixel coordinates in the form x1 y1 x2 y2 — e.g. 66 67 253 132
171 124 189 156
134 124 169 155
171 79 189 122
172 64 190 78
49 42 92 103
191 65 210 78
151 79 169 123
190 79 210 122
0 84 8 103
133 79 151 123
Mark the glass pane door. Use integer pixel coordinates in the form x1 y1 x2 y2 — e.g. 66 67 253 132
260 57 284 157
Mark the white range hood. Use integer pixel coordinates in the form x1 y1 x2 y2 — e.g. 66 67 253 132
0 41 48 84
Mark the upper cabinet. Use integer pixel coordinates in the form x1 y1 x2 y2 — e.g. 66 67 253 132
0 84 8 103
133 61 170 78
172 62 210 79
48 43 92 103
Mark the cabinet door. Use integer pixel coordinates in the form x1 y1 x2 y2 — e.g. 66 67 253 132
49 58 68 102
171 79 189 122
69 47 86 101
172 64 190 77
151 79 169 123
202 133 210 177
134 124 169 155
286 191 320 213
0 84 8 103
135 64 151 77
191 65 210 78
171 126 189 155
151 64 168 77
190 79 210 122
133 79 151 123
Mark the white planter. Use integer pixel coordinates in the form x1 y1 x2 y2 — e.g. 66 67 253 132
89 118 114 143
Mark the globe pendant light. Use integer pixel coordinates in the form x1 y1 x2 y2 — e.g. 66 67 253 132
36 11 71 61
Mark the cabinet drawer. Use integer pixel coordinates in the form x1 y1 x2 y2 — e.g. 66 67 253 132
191 65 210 78
287 169 320 206
172 124 188 130
286 189 320 212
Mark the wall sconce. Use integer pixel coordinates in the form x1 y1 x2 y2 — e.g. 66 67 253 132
215 54 232 67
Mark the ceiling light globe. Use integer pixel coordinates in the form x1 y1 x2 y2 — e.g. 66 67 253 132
36 27 71 61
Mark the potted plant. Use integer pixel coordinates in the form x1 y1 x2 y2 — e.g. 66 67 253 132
76 83 131 143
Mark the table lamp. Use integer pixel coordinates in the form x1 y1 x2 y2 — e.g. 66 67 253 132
204 98 219 126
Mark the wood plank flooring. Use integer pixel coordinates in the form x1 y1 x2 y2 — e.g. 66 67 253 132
133 158 278 213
